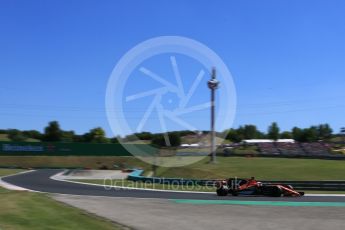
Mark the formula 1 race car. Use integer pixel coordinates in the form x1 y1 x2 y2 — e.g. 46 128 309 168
216 177 304 197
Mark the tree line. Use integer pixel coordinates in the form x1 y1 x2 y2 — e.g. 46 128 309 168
224 122 334 143
0 121 115 143
0 121 183 145
0 121 339 144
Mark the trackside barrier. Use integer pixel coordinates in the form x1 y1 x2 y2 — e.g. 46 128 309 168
0 141 157 156
224 153 345 160
127 170 345 191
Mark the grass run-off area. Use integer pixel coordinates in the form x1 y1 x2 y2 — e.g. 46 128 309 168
0 156 345 180
155 157 345 181
0 169 122 230
0 168 25 177
0 156 152 171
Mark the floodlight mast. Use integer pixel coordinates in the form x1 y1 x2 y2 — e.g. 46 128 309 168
208 67 219 163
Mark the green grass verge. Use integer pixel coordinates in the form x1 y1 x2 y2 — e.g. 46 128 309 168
155 157 345 181
1 156 345 181
0 168 25 177
0 169 123 230
303 190 345 194
0 156 151 171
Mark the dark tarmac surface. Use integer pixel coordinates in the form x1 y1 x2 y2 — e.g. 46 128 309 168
3 169 345 202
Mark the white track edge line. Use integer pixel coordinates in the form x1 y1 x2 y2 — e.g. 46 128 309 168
0 170 37 191
50 171 214 194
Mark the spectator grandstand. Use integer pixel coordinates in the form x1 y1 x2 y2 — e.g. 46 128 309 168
275 142 305 156
300 142 331 156
253 140 333 156
257 142 280 155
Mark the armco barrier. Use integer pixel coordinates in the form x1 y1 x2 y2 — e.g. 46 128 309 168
0 142 157 156
127 169 345 191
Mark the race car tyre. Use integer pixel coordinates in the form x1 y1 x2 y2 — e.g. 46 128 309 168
231 190 238 196
216 187 228 196
299 192 305 196
271 186 283 197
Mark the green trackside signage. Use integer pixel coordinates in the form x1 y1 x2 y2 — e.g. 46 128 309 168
0 142 157 156
2 143 44 152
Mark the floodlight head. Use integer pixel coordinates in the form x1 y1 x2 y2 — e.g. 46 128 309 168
208 78 219 89
208 67 219 90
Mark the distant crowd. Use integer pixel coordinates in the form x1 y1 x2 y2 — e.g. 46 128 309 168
257 142 332 156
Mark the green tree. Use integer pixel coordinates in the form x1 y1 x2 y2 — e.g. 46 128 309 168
243 125 259 139
151 135 163 146
151 132 181 147
226 129 242 143
341 127 345 135
169 132 181 146
110 136 120 144
280 131 292 139
236 126 246 141
317 124 333 140
22 130 43 141
303 126 318 142
268 122 280 141
72 134 84 143
178 130 195 136
292 126 318 142
341 127 345 143
7 129 27 142
43 121 62 142
87 127 109 143
135 132 153 140
61 131 75 143
292 127 303 141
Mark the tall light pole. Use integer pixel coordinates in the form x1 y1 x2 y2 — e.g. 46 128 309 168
208 68 219 163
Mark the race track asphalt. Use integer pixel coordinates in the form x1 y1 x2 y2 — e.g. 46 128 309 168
3 169 345 202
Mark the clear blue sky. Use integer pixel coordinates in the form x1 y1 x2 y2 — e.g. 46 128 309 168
1 0 345 136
